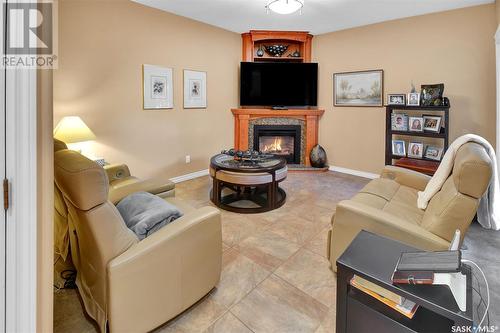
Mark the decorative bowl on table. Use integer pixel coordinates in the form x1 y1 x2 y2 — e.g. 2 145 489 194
264 44 289 57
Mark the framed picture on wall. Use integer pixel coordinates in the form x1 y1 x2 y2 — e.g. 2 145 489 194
142 64 173 110
184 69 207 109
333 69 384 107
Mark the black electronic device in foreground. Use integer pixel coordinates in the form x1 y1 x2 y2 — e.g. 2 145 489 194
395 250 461 273
391 250 461 285
240 62 318 107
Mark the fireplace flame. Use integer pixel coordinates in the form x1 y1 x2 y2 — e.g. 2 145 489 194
263 137 282 152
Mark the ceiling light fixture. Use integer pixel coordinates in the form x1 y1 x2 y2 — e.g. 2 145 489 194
266 0 304 15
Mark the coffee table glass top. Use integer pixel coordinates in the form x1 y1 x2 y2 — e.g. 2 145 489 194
211 154 286 172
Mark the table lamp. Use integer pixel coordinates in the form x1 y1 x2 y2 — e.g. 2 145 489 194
53 116 96 156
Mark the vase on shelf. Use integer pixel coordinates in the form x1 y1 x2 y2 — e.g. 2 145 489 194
256 46 264 57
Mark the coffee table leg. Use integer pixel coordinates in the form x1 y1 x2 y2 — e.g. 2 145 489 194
267 183 273 209
212 178 220 205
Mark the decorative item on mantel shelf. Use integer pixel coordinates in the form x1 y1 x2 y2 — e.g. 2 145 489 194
310 144 327 168
288 50 301 58
264 44 289 57
256 45 264 57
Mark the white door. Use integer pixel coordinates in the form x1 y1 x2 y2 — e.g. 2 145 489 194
0 1 38 331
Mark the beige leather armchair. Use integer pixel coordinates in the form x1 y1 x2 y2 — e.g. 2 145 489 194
54 148 222 332
328 142 493 270
53 139 176 288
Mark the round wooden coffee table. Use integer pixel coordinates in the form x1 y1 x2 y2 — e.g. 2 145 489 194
209 154 287 213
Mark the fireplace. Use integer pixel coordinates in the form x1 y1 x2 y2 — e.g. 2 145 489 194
232 108 324 167
253 125 301 164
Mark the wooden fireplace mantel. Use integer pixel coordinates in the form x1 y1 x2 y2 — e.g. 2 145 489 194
231 108 325 166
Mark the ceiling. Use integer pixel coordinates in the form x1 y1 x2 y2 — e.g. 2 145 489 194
132 0 493 35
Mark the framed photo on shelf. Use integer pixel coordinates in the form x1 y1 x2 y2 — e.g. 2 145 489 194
408 116 424 132
391 113 408 131
421 83 444 106
425 146 444 161
142 64 173 110
423 115 442 133
407 93 420 106
387 94 406 105
184 69 207 108
392 140 406 157
333 69 383 107
408 142 424 159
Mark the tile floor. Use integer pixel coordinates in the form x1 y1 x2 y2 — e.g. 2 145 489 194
54 171 500 332
54 171 368 333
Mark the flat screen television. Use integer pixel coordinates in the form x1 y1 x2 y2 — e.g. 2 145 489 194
240 62 318 107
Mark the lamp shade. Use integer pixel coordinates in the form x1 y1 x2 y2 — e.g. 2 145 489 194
53 116 96 143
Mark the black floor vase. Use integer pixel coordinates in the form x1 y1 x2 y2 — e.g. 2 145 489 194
310 144 327 168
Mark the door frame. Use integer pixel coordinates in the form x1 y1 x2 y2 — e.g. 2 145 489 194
2 0 39 331
496 25 500 164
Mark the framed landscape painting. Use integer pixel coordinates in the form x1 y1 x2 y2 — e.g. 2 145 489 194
183 69 207 109
334 69 384 107
143 64 173 110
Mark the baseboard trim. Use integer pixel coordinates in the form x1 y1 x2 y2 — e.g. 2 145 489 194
329 166 379 179
170 169 209 184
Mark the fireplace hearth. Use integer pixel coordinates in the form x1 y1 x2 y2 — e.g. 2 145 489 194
253 125 301 164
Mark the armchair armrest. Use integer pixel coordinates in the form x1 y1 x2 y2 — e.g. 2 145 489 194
329 200 449 269
104 164 132 183
380 165 431 191
108 178 176 204
106 206 221 333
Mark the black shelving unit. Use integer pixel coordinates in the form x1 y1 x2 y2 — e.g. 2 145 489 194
385 104 450 166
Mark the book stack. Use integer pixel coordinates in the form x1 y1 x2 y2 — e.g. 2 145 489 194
350 275 419 319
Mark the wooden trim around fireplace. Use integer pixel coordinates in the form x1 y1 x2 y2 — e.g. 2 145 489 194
231 108 325 166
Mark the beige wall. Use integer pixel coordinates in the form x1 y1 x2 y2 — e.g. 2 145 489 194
54 0 240 180
55 1 498 178
37 69 54 333
314 4 497 174
497 0 500 23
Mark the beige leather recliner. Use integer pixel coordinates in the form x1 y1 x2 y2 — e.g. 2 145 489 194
53 139 177 288
328 142 493 270
54 148 222 332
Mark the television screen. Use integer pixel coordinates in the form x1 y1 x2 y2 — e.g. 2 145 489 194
240 62 318 107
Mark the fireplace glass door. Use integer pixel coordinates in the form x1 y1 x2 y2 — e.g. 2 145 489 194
253 125 301 164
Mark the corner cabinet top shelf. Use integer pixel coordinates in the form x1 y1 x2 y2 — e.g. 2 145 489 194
242 30 313 63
